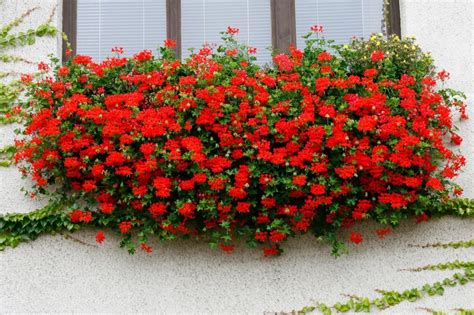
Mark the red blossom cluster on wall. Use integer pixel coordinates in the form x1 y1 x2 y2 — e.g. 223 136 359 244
14 28 467 255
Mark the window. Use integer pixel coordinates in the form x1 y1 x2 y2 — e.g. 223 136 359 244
75 0 166 61
295 0 386 48
62 0 401 62
181 0 272 64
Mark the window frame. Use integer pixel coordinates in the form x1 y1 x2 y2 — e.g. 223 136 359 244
62 0 77 61
62 0 401 62
271 0 296 54
386 0 401 37
166 0 181 58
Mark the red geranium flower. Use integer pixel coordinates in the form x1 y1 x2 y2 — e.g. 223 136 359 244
220 243 235 253
262 245 279 256
140 243 153 253
100 203 114 214
178 202 196 218
370 50 384 62
269 230 286 243
376 228 392 239
226 26 239 35
153 176 173 198
310 184 325 195
68 210 92 223
415 213 429 224
310 25 324 33
357 115 378 132
236 202 251 213
164 39 177 47
349 232 363 244
317 51 332 62
149 203 167 217
364 68 378 77
96 231 106 244
335 165 356 179
133 49 153 62
118 221 133 234
450 133 462 145
292 175 307 186
426 177 444 191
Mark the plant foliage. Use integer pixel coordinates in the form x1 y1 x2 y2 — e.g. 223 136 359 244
3 28 471 256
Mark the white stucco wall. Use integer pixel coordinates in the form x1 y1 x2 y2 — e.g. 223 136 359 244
0 0 473 314
400 0 474 199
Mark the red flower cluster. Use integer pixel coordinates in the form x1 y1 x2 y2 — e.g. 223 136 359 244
16 30 467 256
68 210 92 223
370 50 384 62
96 230 106 243
349 232 363 244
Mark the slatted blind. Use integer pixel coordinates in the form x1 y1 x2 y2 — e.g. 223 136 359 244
181 0 272 65
76 0 166 61
295 0 385 48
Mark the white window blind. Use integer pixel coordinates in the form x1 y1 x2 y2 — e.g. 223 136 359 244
295 0 385 48
181 0 272 65
76 0 166 62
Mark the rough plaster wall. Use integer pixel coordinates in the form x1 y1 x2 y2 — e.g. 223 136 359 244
0 0 473 314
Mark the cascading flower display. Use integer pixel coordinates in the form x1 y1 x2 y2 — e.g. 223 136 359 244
14 29 468 256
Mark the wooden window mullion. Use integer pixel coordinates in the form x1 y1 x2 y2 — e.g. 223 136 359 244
271 0 296 53
166 0 182 59
387 0 401 37
62 0 77 62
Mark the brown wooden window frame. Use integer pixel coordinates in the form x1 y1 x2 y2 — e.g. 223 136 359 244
62 0 77 61
62 0 401 62
270 0 296 54
386 0 401 37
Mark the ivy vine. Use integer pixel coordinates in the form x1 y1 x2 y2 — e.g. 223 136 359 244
420 308 474 315
0 144 15 167
401 260 474 272
294 260 474 314
0 4 57 123
410 239 474 249
277 204 474 314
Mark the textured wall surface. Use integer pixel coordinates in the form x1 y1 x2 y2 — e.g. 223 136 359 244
400 0 474 198
0 0 473 314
